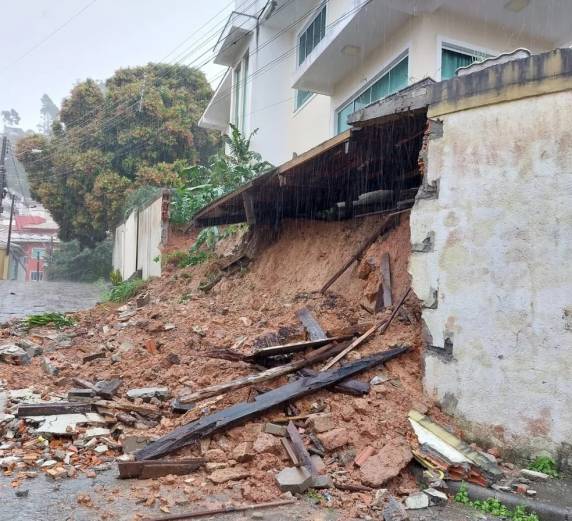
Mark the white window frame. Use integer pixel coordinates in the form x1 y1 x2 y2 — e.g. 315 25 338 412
293 90 316 114
334 48 410 135
436 36 497 81
231 51 250 133
296 2 327 68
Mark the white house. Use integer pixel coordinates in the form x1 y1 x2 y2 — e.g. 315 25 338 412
199 0 571 165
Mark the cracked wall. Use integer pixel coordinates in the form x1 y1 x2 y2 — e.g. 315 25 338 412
409 90 572 459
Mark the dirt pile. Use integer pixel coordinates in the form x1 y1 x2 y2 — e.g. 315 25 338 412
0 215 472 518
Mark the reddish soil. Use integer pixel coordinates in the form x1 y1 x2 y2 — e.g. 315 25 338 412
0 214 454 519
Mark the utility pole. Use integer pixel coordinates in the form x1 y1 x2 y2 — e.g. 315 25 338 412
5 194 15 255
0 136 7 213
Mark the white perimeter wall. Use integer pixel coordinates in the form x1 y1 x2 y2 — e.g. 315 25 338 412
113 193 168 281
410 91 572 459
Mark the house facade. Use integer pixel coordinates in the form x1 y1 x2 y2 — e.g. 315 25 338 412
199 0 570 165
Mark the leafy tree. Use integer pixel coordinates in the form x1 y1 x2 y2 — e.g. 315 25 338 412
39 94 60 134
46 239 113 282
170 124 272 227
16 63 218 248
1 108 20 126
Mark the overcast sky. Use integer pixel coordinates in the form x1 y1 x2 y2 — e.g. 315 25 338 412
1 0 230 131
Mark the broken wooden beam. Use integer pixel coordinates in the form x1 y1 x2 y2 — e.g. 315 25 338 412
178 340 352 404
142 499 296 521
375 252 392 311
95 379 122 400
297 307 327 341
298 368 370 396
281 438 300 466
286 421 319 475
16 402 93 417
244 336 352 361
136 347 407 461
93 400 161 420
321 287 412 371
320 215 398 293
117 458 205 479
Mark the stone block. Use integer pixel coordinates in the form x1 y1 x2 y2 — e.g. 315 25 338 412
405 492 429 509
423 487 447 505
383 496 409 521
264 423 287 437
317 428 349 451
208 467 249 484
360 438 412 488
275 466 312 493
310 414 335 433
126 387 170 401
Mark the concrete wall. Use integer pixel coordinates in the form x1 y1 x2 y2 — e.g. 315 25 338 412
113 192 169 281
410 89 572 460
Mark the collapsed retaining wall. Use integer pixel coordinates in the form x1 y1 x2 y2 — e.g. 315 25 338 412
410 89 572 464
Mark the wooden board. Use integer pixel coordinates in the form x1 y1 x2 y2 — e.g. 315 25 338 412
136 347 407 461
286 421 319 476
16 402 93 417
179 341 351 404
298 368 370 396
375 252 392 311
245 336 351 360
117 458 205 479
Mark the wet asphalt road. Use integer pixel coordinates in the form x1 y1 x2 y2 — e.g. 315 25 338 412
0 281 103 324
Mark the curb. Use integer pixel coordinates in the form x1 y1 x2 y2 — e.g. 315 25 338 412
448 481 572 521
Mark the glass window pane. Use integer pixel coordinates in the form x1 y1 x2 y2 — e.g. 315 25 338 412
388 57 408 93
371 74 390 101
354 88 371 110
299 32 306 65
337 103 353 134
295 90 312 110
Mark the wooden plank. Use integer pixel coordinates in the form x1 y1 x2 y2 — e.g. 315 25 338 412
73 377 99 393
321 288 412 371
375 252 392 312
297 307 327 341
280 438 300 466
320 215 398 293
179 341 351 404
298 368 369 396
286 422 319 476
142 499 296 521
118 458 205 479
243 191 257 225
93 400 161 419
245 336 351 360
136 347 407 461
16 402 93 417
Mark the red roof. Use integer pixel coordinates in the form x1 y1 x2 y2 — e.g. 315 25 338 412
14 215 46 230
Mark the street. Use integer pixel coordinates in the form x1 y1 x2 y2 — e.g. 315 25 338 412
0 281 103 324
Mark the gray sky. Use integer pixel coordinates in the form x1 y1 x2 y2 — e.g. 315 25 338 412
1 0 230 131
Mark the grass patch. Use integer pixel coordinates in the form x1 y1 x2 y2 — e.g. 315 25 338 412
455 484 539 521
106 278 146 303
22 312 75 330
162 249 211 269
528 456 559 477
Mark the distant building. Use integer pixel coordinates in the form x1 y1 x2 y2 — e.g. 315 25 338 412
10 213 59 281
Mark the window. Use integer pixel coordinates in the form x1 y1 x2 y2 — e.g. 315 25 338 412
295 90 313 111
31 248 46 259
232 52 249 132
441 47 489 80
31 271 44 281
336 55 409 134
298 5 326 66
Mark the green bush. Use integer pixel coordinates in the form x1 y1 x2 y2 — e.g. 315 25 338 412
106 278 146 303
46 239 112 282
528 456 559 477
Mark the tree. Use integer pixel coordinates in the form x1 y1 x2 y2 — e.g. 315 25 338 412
39 94 60 134
17 63 219 248
1 108 20 126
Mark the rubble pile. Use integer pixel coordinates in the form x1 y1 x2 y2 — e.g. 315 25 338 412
0 217 524 518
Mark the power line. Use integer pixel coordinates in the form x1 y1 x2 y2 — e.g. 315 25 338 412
1 0 98 73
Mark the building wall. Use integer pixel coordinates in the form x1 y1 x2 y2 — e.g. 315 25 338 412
331 8 557 121
409 89 572 460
